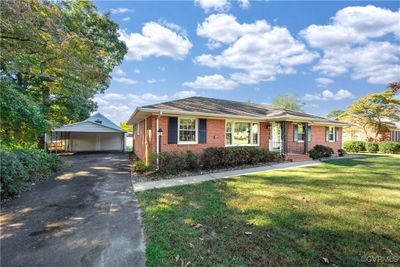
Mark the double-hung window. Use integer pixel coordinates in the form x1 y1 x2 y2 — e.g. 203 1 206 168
327 126 335 142
297 124 306 142
178 118 197 144
225 121 259 146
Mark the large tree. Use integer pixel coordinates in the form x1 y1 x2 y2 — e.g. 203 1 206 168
326 110 345 120
342 82 400 141
0 0 127 145
272 94 304 111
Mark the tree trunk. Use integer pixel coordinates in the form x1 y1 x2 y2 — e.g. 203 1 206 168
37 86 50 149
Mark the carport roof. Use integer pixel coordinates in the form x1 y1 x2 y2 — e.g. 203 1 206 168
54 113 125 133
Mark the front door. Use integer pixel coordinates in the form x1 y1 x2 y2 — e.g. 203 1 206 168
269 122 282 153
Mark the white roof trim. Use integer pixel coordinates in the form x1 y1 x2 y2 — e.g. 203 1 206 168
54 120 124 133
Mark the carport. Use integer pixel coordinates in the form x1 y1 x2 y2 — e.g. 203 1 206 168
48 113 125 152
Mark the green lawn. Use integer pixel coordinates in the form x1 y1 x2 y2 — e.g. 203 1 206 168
137 155 400 266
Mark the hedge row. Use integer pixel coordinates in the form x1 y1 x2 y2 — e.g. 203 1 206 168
0 147 62 199
134 147 284 175
343 141 400 154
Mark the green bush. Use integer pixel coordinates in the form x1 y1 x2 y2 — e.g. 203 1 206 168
202 148 230 169
133 160 155 174
308 145 334 160
343 141 366 153
378 141 400 154
155 151 187 175
185 151 201 171
337 149 346 157
365 142 379 153
0 147 62 199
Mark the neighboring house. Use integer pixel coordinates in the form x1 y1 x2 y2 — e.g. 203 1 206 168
342 121 400 142
127 97 348 163
50 113 126 152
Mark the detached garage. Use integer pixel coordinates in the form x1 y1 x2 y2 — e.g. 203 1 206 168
49 113 125 152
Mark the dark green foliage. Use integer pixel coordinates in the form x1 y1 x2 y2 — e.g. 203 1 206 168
133 160 155 174
0 146 62 199
337 149 346 157
185 151 201 171
308 145 334 160
343 141 366 153
202 148 230 169
154 152 187 175
365 142 379 153
378 141 400 154
143 148 284 174
202 147 283 170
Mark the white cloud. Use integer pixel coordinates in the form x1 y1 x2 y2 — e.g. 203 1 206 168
110 8 133 14
195 24 317 84
315 77 334 87
102 93 126 101
113 77 137 85
114 67 126 77
122 17 130 21
146 78 164 84
133 68 140 74
197 14 270 45
173 90 198 99
195 0 230 13
302 89 354 101
119 22 192 61
182 74 239 90
237 0 250 9
301 5 400 84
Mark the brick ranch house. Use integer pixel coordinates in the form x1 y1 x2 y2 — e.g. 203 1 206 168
127 97 349 163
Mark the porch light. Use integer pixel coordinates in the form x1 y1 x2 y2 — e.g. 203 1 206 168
158 128 163 136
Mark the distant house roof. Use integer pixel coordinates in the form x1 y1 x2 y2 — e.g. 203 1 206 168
54 112 125 133
128 96 349 126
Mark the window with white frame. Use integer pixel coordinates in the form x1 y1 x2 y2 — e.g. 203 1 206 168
297 124 306 142
225 121 259 146
327 126 335 141
178 118 197 143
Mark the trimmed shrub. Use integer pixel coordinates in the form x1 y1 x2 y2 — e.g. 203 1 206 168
133 160 154 174
0 147 62 199
308 145 334 160
337 149 346 157
379 141 400 154
365 142 379 153
185 151 201 171
155 151 187 175
202 148 229 169
343 141 366 153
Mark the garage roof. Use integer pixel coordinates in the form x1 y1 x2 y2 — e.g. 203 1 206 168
54 113 125 133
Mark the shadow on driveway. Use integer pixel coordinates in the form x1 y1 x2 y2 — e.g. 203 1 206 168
1 153 145 267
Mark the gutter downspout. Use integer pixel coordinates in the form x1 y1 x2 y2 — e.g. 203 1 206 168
156 112 162 170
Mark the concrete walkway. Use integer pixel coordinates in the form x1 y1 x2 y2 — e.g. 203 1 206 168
133 160 322 192
133 155 365 192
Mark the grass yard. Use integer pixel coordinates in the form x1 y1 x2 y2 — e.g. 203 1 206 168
137 155 400 266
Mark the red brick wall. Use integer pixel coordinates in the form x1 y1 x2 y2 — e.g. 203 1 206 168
159 116 226 154
287 123 342 153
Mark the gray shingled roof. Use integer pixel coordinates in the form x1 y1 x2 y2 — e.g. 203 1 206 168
140 96 342 124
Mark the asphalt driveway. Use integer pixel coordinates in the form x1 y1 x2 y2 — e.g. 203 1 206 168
1 153 145 267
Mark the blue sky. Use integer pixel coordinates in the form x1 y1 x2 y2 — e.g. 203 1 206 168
93 0 400 124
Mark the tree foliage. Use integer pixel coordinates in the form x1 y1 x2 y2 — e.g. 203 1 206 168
119 121 132 132
326 110 345 120
272 94 304 111
342 82 400 141
0 0 127 145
